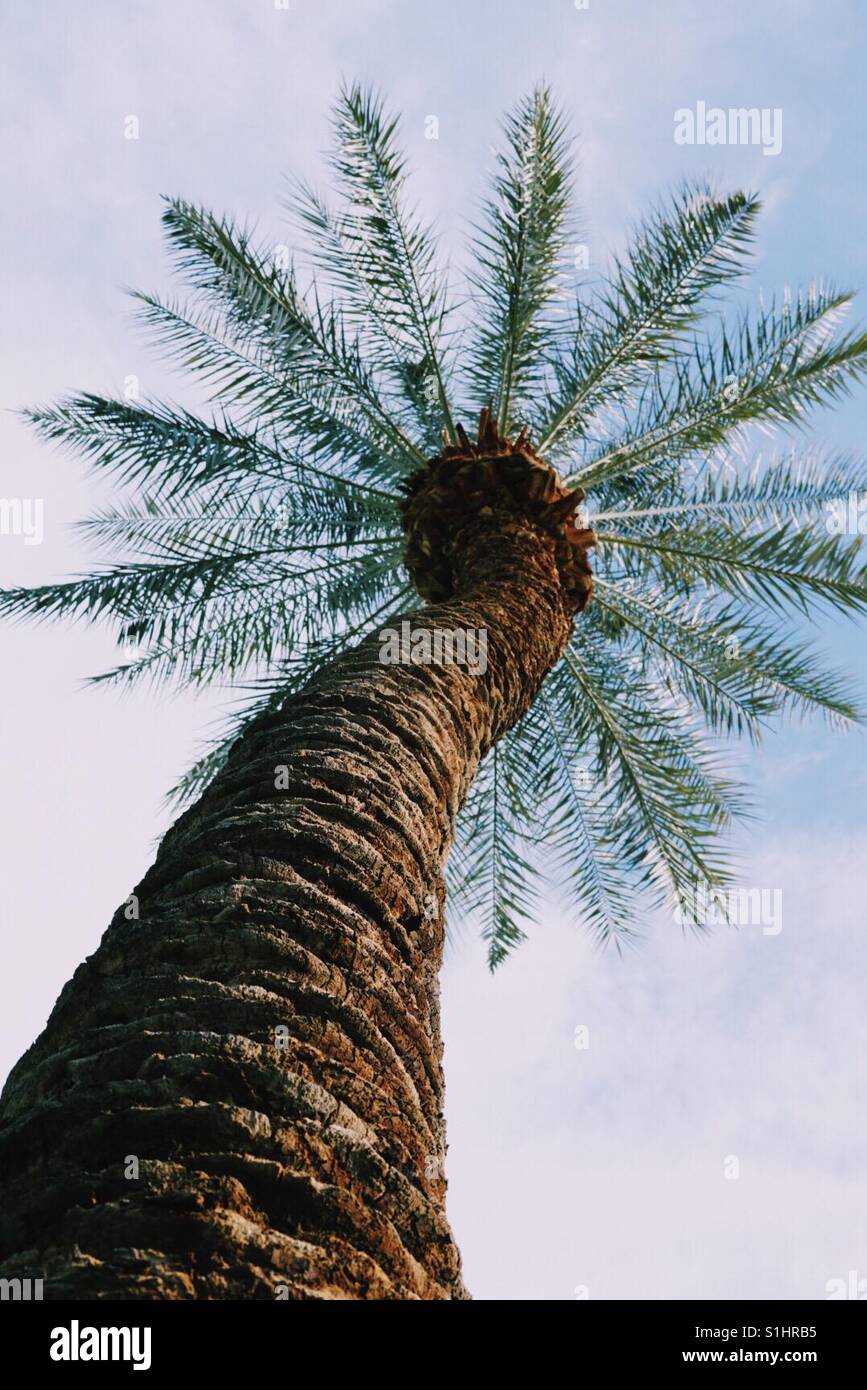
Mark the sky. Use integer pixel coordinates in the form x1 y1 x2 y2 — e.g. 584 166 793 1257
1 0 865 1301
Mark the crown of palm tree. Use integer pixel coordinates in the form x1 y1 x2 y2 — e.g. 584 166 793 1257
8 84 867 965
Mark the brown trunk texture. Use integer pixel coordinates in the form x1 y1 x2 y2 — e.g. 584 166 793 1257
0 441 587 1299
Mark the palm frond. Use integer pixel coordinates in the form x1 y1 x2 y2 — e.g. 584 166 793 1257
325 83 457 440
538 184 759 457
533 689 638 944
572 286 867 492
77 490 398 561
593 578 862 734
466 86 572 433
448 741 541 968
165 585 415 805
131 290 417 487
562 634 747 908
287 180 447 454
591 449 866 532
160 196 426 465
597 519 867 617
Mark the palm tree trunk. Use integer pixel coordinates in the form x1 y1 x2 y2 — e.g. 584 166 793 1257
0 506 577 1300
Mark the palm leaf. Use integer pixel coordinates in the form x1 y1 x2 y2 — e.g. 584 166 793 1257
571 286 867 492
325 83 457 440
538 184 759 457
466 86 573 433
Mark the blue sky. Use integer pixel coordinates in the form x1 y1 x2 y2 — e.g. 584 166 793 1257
1 0 865 1299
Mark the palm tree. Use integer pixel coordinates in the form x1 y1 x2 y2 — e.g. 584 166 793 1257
1 85 865 1301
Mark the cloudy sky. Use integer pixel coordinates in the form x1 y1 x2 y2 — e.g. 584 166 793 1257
1 0 865 1300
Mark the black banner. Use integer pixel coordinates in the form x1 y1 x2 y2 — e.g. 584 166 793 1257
1 1298 864 1373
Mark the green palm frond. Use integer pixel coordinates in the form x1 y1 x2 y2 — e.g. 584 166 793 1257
77 489 398 560
26 396 285 498
526 688 637 945
592 579 861 735
165 583 415 805
572 286 866 493
286 181 443 451
90 550 403 691
598 519 867 617
448 741 542 968
563 635 747 903
322 83 457 441
131 288 418 485
0 554 262 626
6 85 867 966
538 184 759 458
159 194 426 468
592 581 771 740
591 449 865 531
467 85 573 434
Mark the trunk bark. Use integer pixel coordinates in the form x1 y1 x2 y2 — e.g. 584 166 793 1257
0 506 574 1300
